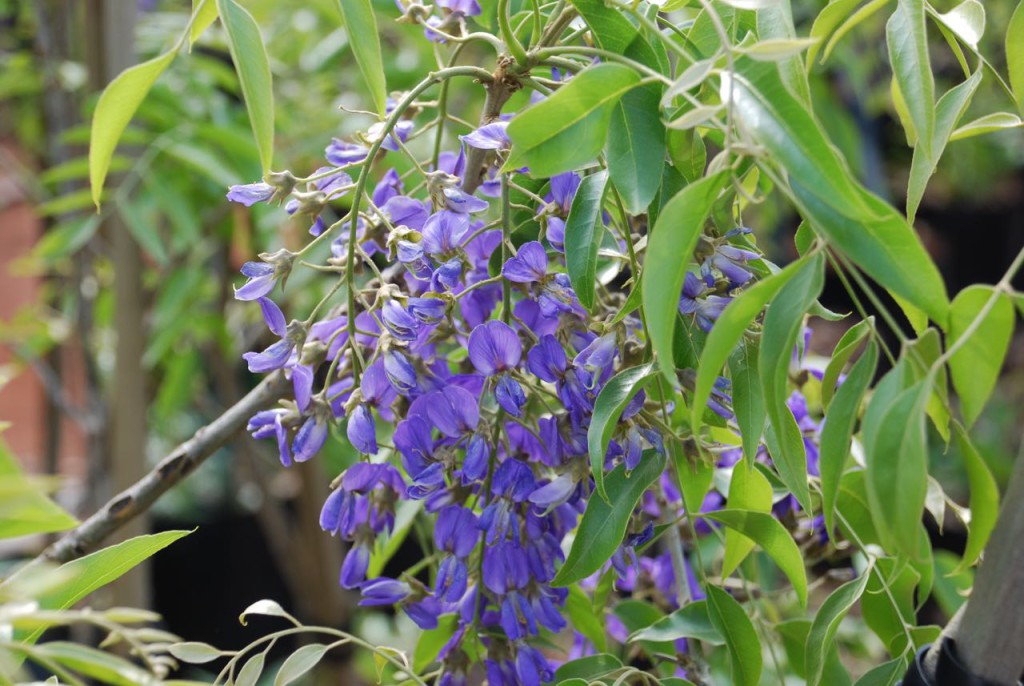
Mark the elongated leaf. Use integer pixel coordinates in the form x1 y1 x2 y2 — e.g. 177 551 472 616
935 0 985 48
554 654 623 682
862 559 919 654
368 500 422 578
239 599 293 625
951 112 1024 140
887 0 935 152
728 338 765 463
705 509 808 606
691 256 809 433
819 340 878 534
565 170 609 313
608 86 665 214
1007 0 1024 113
823 0 892 63
236 650 266 686
506 64 641 177
806 0 864 67
89 50 177 207
169 642 224 665
217 0 274 172
865 377 931 556
642 171 728 387
588 363 657 503
664 59 716 104
907 71 981 222
805 574 870 686
759 252 824 510
954 423 999 569
190 0 218 47
336 0 387 115
667 128 707 182
854 658 905 686
705 586 762 686
629 600 724 644
275 643 329 686
565 587 608 652
948 285 1014 427
0 444 78 539
33 641 151 686
821 317 873 410
740 38 820 61
552 450 667 586
722 464 773 575
757 0 812 104
413 615 457 673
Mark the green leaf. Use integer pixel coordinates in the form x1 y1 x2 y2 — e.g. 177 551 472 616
119 199 170 267
948 285 1014 427
566 586 608 652
757 0 812 104
506 64 641 177
721 461 773 576
776 619 851 685
822 0 893 64
89 50 177 207
887 0 935 152
1008 0 1024 113
759 252 824 510
369 499 422 578
667 128 707 182
336 0 387 116
907 71 981 222
691 256 810 434
642 171 728 387
217 0 275 172
819 340 878 534
38 531 191 612
190 0 219 47
553 450 667 586
275 643 329 686
791 180 948 327
864 377 932 557
413 615 457 673
236 650 266 686
169 642 224 665
806 0 864 68
32 642 151 685
628 600 724 645
904 328 951 442
705 585 762 686
704 509 808 606
739 38 820 62
853 658 905 686
932 550 973 616
0 440 78 539
588 362 657 503
805 574 870 686
564 170 609 313
554 654 623 682
953 423 999 570
950 112 1024 140
935 0 985 48
862 558 919 654
821 317 873 410
729 338 765 464
610 279 643 325
608 86 665 214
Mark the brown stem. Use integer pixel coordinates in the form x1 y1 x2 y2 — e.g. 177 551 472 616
460 56 522 195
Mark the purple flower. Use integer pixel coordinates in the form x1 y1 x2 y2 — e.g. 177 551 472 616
421 211 470 256
547 172 581 214
495 374 526 417
384 350 418 394
292 364 314 412
527 335 567 382
325 139 369 166
403 596 443 630
242 338 293 373
227 181 274 207
247 410 292 467
468 321 522 375
347 405 378 455
425 386 480 438
438 0 481 15
435 506 479 557
381 300 420 341
408 297 446 324
340 543 370 588
528 473 577 510
395 415 435 477
501 241 548 283
443 187 490 214
372 168 403 207
461 122 510 150
293 414 329 462
235 262 276 301
436 556 469 601
258 297 286 336
515 644 552 686
359 577 410 605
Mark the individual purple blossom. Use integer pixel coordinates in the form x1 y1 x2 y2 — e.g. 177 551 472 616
384 350 418 394
242 338 293 373
247 410 291 467
528 473 577 510
403 596 443 629
258 297 286 337
293 414 329 462
424 385 480 438
421 211 470 256
527 335 567 382
461 122 510 150
347 405 378 455
495 374 526 417
234 262 277 301
501 241 548 283
468 321 522 375
227 181 274 206
515 644 552 686
359 577 410 606
325 139 369 166
381 300 420 341
408 297 446 324
292 364 314 413
339 543 370 588
437 0 481 15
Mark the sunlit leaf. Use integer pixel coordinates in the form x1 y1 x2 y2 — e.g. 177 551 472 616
564 170 609 313
1009 0 1024 113
706 586 762 686
721 460 773 575
887 0 935 153
275 643 330 686
336 0 387 115
948 285 1014 427
607 86 665 214
950 112 1024 140
628 600 724 645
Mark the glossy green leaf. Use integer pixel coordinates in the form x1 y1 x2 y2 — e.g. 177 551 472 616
722 461 773 576
564 170 609 313
566 586 608 652
554 654 623 682
691 256 810 434
821 318 873 410
608 86 665 214
275 644 329 686
806 0 863 67
819 340 878 534
628 600 724 645
759 252 823 510
1008 0 1024 113
853 658 904 686
705 586 762 686
642 171 728 387
864 376 932 557
729 338 765 464
739 38 820 61
664 59 716 104
948 285 1014 427
610 279 643 325
935 0 985 48
506 64 641 178
336 0 387 116
887 0 935 153
190 0 218 47
553 450 667 586
705 509 808 606
33 642 151 685
907 70 981 222
588 362 657 503
89 50 177 207
954 423 1000 570
805 574 870 686
614 599 673 655
950 112 1024 140
217 0 275 172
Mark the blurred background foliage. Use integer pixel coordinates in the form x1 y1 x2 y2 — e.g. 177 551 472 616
0 0 1021 682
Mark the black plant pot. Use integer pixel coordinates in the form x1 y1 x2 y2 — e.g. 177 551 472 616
901 640 1024 686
